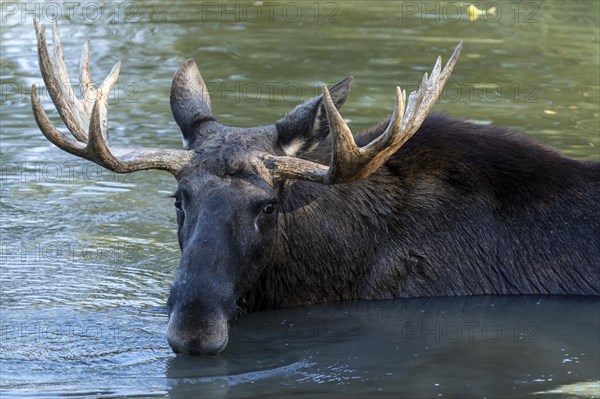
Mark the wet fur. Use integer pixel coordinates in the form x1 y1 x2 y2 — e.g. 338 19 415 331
247 114 600 309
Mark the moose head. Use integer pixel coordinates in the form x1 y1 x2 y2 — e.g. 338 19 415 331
31 21 461 355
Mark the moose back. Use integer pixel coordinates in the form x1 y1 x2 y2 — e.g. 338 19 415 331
31 21 599 355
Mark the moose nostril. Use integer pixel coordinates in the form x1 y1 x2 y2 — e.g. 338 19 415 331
187 347 203 356
167 337 185 355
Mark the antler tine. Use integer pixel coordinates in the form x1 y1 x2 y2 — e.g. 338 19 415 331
361 86 406 155
262 42 463 185
50 19 88 131
79 39 97 120
429 55 443 82
96 60 121 145
31 20 194 175
34 19 87 142
322 84 362 182
404 41 462 132
88 98 125 170
31 84 87 157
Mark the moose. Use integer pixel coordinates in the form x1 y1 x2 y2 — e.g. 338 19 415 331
32 21 599 356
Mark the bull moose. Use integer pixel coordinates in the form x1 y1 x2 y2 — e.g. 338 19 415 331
31 21 599 356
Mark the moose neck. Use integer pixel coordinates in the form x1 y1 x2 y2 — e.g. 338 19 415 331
247 178 396 309
245 115 600 309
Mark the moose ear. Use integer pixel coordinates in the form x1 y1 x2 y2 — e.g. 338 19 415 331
276 76 353 156
170 59 215 147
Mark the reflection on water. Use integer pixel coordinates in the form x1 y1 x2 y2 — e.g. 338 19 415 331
1 0 599 397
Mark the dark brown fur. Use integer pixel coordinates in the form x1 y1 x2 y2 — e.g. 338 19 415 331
245 114 600 310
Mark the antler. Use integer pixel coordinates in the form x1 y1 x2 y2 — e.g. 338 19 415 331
31 19 193 174
263 42 463 184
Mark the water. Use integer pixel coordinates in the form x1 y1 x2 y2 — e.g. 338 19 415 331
164 297 599 398
1 297 599 398
1 1 599 397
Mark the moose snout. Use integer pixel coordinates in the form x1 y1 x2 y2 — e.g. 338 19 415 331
165 249 238 356
166 310 229 356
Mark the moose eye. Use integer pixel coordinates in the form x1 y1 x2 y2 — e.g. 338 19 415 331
263 203 276 215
